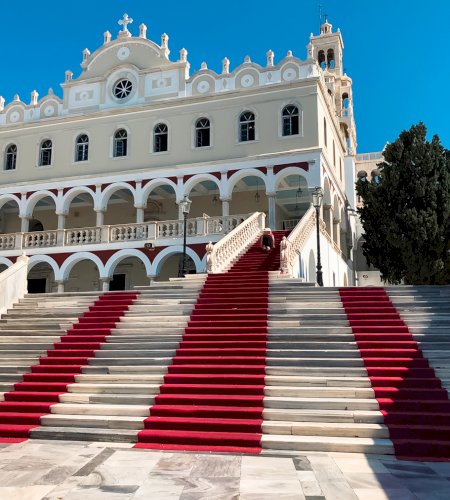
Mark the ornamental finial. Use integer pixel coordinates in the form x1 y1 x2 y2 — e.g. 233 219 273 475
118 13 133 33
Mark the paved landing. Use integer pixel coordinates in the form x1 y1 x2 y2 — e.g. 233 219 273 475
0 440 448 499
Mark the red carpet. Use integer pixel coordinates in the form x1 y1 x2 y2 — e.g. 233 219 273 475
339 287 450 461
0 292 138 442
135 231 287 453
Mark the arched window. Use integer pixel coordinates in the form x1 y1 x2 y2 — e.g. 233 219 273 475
323 118 327 148
282 105 299 136
39 139 52 166
114 129 127 157
318 50 326 69
239 111 255 142
195 118 210 148
154 123 168 153
75 134 89 162
4 144 17 170
327 49 335 69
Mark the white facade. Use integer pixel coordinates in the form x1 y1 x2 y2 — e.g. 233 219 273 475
0 15 361 292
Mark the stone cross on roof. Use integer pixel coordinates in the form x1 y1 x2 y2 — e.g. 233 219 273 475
118 13 133 33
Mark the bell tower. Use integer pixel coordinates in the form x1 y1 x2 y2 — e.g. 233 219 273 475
310 19 356 155
310 19 344 75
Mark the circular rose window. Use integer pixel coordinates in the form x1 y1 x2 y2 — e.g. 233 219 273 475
113 79 133 99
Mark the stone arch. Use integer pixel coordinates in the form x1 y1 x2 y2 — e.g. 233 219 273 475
0 256 13 269
151 245 203 277
24 190 58 218
98 182 137 211
105 249 152 278
28 254 60 280
60 252 106 282
226 169 268 198
142 179 178 221
62 186 96 214
183 174 222 199
182 174 223 218
142 179 178 203
227 170 269 218
0 194 21 211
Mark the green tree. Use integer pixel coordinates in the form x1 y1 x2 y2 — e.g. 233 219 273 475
357 122 450 284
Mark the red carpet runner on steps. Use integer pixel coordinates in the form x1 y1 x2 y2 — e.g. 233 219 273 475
0 292 138 443
135 231 287 453
339 287 450 461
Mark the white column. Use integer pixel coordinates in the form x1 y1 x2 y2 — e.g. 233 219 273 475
135 206 145 223
267 193 276 230
57 213 66 230
100 278 110 291
177 202 183 220
333 219 341 248
221 198 230 217
96 210 105 227
20 216 29 233
56 280 66 293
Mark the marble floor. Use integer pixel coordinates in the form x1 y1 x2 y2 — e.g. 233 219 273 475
0 440 449 500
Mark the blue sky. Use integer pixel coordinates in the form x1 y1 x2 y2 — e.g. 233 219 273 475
1 0 448 153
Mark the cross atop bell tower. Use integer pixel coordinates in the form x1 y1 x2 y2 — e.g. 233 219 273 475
310 18 344 76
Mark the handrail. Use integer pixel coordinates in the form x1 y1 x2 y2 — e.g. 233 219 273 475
279 205 315 275
205 212 266 274
0 254 28 318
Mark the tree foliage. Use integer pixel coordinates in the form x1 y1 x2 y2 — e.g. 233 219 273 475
357 123 450 284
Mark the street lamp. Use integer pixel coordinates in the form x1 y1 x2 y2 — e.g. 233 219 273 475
312 186 324 286
178 195 192 277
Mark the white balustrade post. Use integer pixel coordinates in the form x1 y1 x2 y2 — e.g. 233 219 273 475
100 277 110 291
101 226 110 243
14 232 23 250
267 193 277 230
147 222 157 239
205 241 214 273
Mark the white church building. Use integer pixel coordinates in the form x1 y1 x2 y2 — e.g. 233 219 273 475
0 14 369 293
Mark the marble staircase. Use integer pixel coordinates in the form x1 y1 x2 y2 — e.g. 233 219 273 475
261 280 394 454
1 276 450 455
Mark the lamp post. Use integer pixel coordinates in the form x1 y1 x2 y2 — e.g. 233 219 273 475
312 186 324 286
178 195 192 277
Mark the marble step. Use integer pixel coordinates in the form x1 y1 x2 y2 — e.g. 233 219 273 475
263 408 383 424
50 402 150 416
262 421 388 438
260 434 394 454
59 393 155 405
40 413 144 430
30 426 138 443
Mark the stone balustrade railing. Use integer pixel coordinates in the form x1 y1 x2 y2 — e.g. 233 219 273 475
0 254 28 318
0 213 252 251
280 205 316 275
205 212 266 274
280 209 346 275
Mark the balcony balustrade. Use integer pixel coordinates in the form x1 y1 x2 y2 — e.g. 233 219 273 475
0 213 251 251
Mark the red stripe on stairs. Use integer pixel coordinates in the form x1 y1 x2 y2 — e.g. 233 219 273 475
135 231 288 453
339 287 450 461
0 292 138 442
